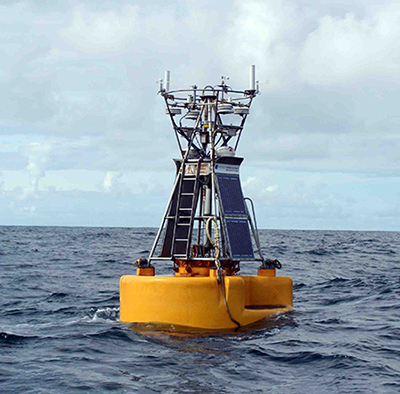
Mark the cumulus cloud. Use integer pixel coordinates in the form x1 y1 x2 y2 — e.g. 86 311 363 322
1 0 400 229
61 5 139 52
103 171 122 192
299 4 400 84
221 0 301 89
19 142 52 192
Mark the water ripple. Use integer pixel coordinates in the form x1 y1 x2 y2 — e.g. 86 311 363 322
0 226 399 393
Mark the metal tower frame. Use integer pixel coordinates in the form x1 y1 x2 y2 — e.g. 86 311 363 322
148 67 265 269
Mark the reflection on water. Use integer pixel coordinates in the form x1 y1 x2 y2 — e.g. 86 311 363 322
126 310 297 354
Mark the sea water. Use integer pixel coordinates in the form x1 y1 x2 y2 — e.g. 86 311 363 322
1 226 399 393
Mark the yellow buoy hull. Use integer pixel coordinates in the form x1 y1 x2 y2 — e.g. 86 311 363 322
120 275 293 330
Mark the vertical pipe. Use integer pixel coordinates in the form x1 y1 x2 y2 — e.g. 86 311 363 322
197 186 203 245
192 85 197 107
204 187 211 216
203 186 211 244
250 65 255 90
164 70 170 92
209 97 218 248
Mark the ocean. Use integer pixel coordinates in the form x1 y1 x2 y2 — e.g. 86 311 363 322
1 226 399 393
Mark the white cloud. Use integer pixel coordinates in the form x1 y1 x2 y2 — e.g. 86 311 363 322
1 0 400 230
265 185 279 192
243 176 258 186
299 4 400 84
61 5 139 52
19 142 52 193
222 0 301 89
103 171 122 192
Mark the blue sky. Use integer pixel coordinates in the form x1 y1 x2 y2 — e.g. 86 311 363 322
1 0 399 231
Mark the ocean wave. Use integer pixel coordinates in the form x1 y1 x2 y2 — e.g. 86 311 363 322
1 226 400 393
247 347 367 368
0 331 37 346
85 307 120 323
45 292 69 300
317 277 367 289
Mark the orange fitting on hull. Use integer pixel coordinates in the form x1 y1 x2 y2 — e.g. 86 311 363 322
136 267 155 276
174 260 240 277
209 268 217 277
174 259 211 277
258 268 276 277
224 267 239 276
175 266 210 277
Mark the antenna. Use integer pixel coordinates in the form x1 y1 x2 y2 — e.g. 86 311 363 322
220 76 229 85
250 65 256 90
164 71 171 92
157 79 163 92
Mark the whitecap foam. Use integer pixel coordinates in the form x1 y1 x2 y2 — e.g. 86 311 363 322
85 307 120 323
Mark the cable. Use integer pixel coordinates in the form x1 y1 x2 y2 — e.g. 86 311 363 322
220 274 241 331
206 217 220 259
206 217 241 330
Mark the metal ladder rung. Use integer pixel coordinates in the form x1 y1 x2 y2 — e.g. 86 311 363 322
167 215 191 219
169 160 201 259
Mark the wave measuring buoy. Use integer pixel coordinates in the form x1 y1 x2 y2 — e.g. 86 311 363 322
120 66 293 330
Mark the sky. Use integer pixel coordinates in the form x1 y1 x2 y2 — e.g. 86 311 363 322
1 0 400 231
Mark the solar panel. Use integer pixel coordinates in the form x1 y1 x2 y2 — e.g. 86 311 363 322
225 218 254 259
216 174 246 215
215 170 255 260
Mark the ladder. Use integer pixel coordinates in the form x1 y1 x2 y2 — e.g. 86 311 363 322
159 159 201 259
172 160 201 259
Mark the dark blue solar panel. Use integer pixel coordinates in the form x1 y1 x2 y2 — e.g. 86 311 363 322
225 218 254 259
217 174 246 215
